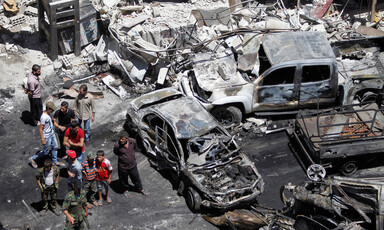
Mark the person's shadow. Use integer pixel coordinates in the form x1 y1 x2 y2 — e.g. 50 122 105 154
20 111 36 126
30 199 64 212
110 180 137 194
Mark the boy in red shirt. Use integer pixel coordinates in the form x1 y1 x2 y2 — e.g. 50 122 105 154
96 150 112 205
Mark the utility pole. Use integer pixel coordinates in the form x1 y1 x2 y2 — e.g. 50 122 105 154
371 0 377 22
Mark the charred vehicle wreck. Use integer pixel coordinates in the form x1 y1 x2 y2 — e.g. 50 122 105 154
179 31 384 128
291 95 384 175
124 88 264 212
180 31 339 127
281 176 384 230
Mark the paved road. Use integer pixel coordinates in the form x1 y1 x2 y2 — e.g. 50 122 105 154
239 129 307 210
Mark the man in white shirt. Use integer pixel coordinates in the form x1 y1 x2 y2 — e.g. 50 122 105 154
29 101 65 168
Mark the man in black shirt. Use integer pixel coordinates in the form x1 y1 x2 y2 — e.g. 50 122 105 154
53 101 75 157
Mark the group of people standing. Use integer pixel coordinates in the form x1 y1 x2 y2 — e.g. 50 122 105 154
26 64 95 168
25 64 148 229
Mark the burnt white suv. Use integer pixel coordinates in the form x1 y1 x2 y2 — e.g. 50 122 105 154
180 31 339 126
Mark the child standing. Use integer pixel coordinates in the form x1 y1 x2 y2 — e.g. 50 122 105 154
96 150 113 205
82 151 98 208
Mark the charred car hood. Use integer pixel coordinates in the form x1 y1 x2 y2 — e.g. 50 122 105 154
186 133 264 206
129 88 219 139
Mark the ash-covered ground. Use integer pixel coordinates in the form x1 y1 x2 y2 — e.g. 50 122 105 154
0 33 219 229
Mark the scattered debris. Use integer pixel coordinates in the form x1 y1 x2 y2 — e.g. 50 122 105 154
101 74 128 99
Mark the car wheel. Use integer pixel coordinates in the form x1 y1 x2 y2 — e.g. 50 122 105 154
306 164 326 182
184 187 201 213
360 91 377 104
211 106 242 127
341 161 358 176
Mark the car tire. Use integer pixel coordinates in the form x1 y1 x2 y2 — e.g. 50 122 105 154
184 187 201 213
341 161 358 176
211 106 242 127
360 91 377 104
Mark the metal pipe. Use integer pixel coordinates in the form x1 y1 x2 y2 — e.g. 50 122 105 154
22 199 39 223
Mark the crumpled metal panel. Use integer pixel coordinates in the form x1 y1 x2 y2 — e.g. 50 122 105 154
131 88 182 110
262 32 335 65
130 88 218 139
203 207 295 229
152 96 218 139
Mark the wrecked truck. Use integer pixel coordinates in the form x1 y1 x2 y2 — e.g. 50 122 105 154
281 176 384 229
180 31 339 126
124 88 264 212
291 97 384 175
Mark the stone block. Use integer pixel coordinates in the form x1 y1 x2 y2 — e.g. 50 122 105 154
9 15 26 26
24 6 37 16
53 61 62 70
61 56 72 69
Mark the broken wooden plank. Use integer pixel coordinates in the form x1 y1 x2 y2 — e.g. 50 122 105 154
52 89 104 99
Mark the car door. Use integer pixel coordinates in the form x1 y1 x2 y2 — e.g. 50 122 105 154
155 122 181 171
140 114 165 157
298 63 336 109
253 65 299 111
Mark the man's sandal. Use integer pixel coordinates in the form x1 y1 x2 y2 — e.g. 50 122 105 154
29 157 38 168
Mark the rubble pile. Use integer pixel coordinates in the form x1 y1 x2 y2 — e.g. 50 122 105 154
0 0 383 92
0 87 15 114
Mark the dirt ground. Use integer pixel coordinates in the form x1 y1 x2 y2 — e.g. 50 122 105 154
0 32 220 229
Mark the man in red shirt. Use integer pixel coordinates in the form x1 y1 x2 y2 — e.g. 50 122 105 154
63 121 85 163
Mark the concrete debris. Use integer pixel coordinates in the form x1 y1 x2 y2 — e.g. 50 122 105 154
120 5 143 14
121 15 150 30
24 6 37 17
356 25 384 37
157 67 168 86
61 56 72 69
0 0 381 85
9 14 25 26
102 0 119 8
53 60 62 70
101 75 128 99
89 35 108 62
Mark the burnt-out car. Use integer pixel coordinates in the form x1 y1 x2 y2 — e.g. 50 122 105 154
125 88 264 212
281 176 384 230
